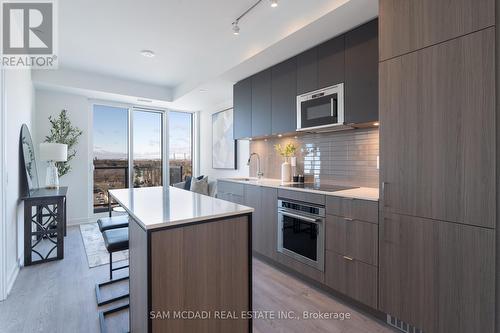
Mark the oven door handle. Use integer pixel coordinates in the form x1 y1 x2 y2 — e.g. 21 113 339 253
330 98 334 117
280 211 319 223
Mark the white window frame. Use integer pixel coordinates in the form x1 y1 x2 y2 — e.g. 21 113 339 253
88 100 197 218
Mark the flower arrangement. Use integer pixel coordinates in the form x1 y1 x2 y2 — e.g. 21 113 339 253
274 143 297 158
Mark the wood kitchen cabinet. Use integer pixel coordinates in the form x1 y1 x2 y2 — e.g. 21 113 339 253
251 69 272 137
219 182 278 260
325 215 378 266
379 28 495 228
248 186 278 260
379 212 494 333
271 57 297 134
233 77 252 139
379 0 494 60
296 47 318 95
296 35 345 96
317 35 345 89
324 250 377 309
325 196 378 224
345 19 378 125
217 181 246 205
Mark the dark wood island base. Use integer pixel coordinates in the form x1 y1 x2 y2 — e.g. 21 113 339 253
129 213 252 333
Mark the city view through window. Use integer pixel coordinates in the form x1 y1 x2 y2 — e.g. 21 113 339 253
93 105 192 212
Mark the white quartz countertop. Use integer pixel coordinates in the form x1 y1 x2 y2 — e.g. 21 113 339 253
109 186 254 230
219 178 379 201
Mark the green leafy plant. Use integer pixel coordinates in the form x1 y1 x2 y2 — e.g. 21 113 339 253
45 110 83 177
274 142 297 158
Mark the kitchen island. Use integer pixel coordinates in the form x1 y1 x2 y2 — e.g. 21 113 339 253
109 186 254 333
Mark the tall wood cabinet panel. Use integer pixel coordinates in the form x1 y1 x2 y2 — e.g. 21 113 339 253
379 212 495 333
379 0 495 60
271 57 297 134
233 78 252 139
251 69 272 137
317 35 345 89
345 19 378 124
379 28 495 228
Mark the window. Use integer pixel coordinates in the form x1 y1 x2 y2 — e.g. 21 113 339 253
168 111 193 184
133 110 163 188
93 105 129 212
92 105 194 212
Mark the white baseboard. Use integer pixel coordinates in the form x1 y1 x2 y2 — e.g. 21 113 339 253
5 262 19 298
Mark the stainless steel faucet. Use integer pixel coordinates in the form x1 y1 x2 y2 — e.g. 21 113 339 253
247 153 264 179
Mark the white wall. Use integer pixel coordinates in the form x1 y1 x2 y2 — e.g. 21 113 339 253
4 69 34 296
34 90 91 225
199 100 250 181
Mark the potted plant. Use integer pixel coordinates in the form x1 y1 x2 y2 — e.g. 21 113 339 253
274 142 297 182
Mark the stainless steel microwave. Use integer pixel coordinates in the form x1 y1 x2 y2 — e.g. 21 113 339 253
296 83 345 132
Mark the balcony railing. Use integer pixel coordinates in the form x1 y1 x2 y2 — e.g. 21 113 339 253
93 164 190 213
93 165 129 213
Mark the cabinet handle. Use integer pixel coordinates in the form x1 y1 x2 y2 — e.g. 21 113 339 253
344 217 354 221
343 256 353 261
382 181 388 207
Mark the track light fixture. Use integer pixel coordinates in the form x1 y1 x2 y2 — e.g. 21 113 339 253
232 21 240 35
232 0 278 35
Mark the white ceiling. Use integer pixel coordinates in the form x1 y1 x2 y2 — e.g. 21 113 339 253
38 0 378 111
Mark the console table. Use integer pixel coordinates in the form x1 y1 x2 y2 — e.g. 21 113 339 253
22 187 67 266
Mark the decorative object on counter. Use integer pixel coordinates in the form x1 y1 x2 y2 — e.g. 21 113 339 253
290 156 297 177
274 143 297 182
20 124 40 194
44 109 83 177
293 175 299 183
298 175 305 183
40 143 67 188
212 108 237 169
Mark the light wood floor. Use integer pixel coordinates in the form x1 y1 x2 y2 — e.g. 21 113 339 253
0 226 395 333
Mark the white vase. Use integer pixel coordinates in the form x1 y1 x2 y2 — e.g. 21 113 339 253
281 160 291 182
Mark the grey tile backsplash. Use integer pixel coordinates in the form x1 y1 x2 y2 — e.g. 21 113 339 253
249 128 379 188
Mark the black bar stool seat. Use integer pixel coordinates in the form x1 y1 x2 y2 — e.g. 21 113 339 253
97 215 129 233
103 227 129 252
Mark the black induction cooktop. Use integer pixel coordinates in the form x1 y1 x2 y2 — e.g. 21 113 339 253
281 183 358 192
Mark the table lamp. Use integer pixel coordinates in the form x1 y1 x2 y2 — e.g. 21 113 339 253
39 143 67 188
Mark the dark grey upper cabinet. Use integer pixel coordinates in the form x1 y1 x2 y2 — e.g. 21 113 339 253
318 35 345 89
251 69 272 137
233 77 252 139
296 48 318 95
345 19 378 125
271 57 297 134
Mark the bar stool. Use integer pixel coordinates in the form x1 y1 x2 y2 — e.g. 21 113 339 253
97 215 129 233
96 227 130 333
95 227 130 305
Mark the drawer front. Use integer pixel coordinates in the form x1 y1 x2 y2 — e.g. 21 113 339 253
325 215 378 266
326 196 378 223
217 181 245 197
325 250 377 309
278 189 325 206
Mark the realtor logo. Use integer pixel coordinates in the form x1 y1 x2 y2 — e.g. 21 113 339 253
1 0 58 68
